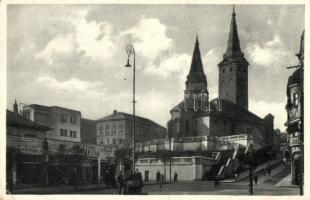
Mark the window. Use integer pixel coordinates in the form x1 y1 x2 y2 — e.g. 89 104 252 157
60 114 68 123
99 124 104 134
224 120 227 127
105 124 110 134
186 119 190 134
293 93 299 106
23 110 31 120
70 116 77 124
118 124 124 133
112 124 116 133
214 119 218 125
60 129 67 137
222 69 226 73
230 67 233 72
70 131 77 138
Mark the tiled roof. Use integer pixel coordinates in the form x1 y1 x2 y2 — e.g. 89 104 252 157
171 98 264 123
26 104 81 114
6 109 51 131
97 111 166 129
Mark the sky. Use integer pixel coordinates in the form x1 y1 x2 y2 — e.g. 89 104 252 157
7 4 304 131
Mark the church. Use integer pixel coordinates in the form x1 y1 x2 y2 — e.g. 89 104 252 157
135 8 275 181
168 7 274 148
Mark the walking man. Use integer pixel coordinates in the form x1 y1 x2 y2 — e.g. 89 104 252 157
160 173 165 188
156 170 161 185
173 172 178 182
254 174 258 185
136 169 143 193
117 171 125 194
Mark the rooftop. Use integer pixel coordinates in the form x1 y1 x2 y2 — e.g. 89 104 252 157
97 110 166 129
6 109 51 131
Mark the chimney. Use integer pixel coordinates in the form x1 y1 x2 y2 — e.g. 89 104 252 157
113 110 117 114
13 99 18 113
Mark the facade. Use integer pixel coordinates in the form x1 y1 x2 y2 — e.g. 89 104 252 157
136 8 276 181
7 109 51 186
167 9 274 148
285 31 304 186
96 110 167 147
7 104 118 189
81 118 97 144
22 103 81 142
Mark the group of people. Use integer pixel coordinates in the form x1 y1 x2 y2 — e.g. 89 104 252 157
263 165 272 176
116 169 143 194
116 169 179 194
156 170 179 188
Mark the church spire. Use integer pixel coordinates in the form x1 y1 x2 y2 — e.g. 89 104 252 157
223 6 244 59
189 35 204 73
185 36 208 93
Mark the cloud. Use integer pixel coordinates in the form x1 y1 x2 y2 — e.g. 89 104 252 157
37 75 102 94
122 16 174 64
249 99 286 131
144 53 191 78
35 34 76 66
35 9 117 66
245 34 295 71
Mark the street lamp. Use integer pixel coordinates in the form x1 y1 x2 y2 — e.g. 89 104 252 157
125 44 136 172
239 145 256 195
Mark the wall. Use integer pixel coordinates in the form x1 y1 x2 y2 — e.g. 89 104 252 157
23 106 81 142
51 107 81 142
135 157 214 181
97 118 166 147
96 120 126 145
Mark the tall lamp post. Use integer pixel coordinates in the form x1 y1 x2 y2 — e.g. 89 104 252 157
240 145 256 195
125 44 136 172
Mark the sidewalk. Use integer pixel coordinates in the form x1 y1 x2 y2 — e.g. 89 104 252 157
11 183 109 194
11 180 167 194
275 174 299 188
221 158 282 183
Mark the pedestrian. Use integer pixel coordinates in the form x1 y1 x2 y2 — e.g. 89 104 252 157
214 176 220 188
117 171 125 194
268 165 271 176
173 172 178 182
136 169 143 193
254 174 258 185
156 170 161 185
234 173 238 181
160 173 165 188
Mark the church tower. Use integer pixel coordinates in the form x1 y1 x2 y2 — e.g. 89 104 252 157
218 7 249 109
185 36 208 96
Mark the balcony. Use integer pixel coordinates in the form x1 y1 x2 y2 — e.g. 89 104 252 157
286 107 301 126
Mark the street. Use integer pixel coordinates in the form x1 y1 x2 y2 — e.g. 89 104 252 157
77 165 298 195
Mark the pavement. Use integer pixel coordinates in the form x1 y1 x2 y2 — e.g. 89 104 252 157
10 162 299 195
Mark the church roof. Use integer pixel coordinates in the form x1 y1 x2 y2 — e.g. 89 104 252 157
219 7 248 65
171 98 264 124
186 36 207 85
209 99 263 123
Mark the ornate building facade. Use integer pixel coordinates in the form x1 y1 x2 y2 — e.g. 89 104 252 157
285 30 304 186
